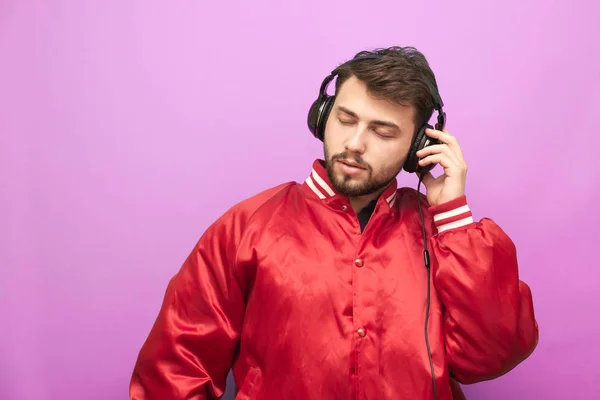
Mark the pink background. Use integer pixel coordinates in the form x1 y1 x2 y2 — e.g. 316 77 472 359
1 1 598 399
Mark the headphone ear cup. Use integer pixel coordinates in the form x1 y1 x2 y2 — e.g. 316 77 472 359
307 95 334 141
317 97 335 141
404 123 438 173
307 98 324 138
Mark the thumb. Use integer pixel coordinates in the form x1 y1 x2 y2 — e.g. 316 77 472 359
418 171 435 187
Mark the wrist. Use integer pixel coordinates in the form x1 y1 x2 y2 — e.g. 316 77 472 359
428 195 474 233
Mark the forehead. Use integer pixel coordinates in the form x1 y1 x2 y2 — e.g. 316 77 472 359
335 76 415 127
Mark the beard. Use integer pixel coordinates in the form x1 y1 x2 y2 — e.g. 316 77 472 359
324 143 401 197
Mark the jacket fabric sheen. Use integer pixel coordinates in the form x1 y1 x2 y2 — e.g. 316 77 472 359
130 159 539 400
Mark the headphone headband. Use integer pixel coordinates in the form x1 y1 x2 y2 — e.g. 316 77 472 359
317 53 445 129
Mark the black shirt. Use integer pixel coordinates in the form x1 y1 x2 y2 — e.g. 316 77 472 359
357 199 378 233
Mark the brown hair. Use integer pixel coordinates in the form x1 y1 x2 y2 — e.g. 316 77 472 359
334 46 440 132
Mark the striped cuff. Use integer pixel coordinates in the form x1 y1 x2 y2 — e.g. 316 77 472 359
429 195 474 233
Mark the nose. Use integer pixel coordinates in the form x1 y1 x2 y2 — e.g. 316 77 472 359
344 124 367 154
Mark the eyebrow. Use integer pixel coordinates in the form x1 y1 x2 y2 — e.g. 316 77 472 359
336 106 401 131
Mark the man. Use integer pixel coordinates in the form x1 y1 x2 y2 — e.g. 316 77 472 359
130 46 538 400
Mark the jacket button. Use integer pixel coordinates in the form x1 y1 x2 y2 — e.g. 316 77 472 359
357 328 366 337
354 258 363 267
341 205 348 211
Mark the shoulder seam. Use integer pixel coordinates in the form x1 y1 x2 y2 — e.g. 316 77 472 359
231 182 296 284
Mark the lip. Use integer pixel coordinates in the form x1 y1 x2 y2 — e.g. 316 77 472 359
338 160 366 170
337 160 366 175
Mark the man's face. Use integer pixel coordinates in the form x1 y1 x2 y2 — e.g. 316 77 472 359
323 75 416 197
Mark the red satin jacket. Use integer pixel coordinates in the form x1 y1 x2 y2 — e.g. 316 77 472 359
130 159 538 400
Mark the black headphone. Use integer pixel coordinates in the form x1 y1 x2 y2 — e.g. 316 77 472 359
307 51 446 175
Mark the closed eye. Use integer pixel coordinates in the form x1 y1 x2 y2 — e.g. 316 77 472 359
374 131 395 139
336 106 402 136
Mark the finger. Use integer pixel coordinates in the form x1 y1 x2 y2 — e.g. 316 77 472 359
416 144 461 166
425 128 464 159
418 153 459 172
418 170 435 186
417 143 458 161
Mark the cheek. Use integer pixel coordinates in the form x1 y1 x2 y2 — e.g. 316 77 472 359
370 143 408 173
383 141 407 160
324 127 344 150
324 117 339 139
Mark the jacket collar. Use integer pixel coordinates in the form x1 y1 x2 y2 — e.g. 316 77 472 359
301 159 398 211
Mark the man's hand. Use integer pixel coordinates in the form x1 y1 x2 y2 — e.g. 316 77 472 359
415 128 468 207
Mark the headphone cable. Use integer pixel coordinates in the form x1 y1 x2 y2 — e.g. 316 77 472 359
417 175 437 400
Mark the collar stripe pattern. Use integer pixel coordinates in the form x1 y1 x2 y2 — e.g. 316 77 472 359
306 168 336 199
305 176 326 199
386 191 397 207
311 168 335 197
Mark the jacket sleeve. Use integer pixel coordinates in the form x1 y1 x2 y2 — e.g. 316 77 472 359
129 209 247 400
427 195 539 384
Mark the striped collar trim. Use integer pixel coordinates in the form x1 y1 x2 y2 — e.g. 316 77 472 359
302 159 398 208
